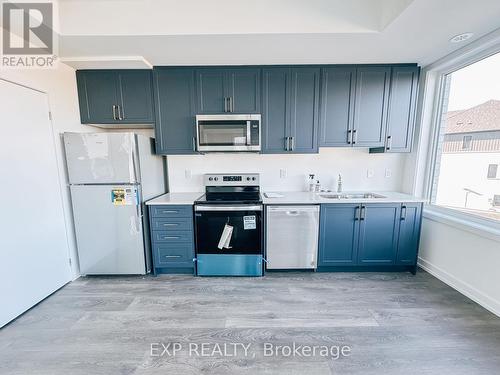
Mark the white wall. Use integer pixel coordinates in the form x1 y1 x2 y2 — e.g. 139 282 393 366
419 218 500 316
0 63 94 279
167 148 405 192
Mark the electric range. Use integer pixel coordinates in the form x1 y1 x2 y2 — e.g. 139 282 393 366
194 173 263 276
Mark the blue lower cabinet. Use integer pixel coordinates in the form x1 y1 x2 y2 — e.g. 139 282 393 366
318 204 359 266
196 254 263 276
357 204 400 265
396 203 423 265
149 205 195 274
318 203 422 273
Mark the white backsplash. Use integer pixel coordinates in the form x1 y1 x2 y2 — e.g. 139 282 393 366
167 148 407 193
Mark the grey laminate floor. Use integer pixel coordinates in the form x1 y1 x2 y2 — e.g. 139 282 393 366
1 271 500 375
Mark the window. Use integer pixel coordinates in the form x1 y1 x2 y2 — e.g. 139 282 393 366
487 164 498 179
462 135 472 150
431 52 500 222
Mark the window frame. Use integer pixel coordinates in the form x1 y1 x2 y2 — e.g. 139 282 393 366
487 164 498 179
462 135 472 150
420 42 500 239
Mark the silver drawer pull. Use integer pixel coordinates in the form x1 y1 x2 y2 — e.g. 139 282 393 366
162 210 179 214
163 223 179 226
164 236 180 239
164 255 181 258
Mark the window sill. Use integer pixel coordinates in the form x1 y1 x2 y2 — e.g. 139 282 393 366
423 205 500 242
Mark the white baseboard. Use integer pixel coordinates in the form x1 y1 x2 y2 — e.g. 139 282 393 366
418 257 500 317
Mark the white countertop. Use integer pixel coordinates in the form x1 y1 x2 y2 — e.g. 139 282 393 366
146 191 427 206
146 192 203 205
262 191 427 205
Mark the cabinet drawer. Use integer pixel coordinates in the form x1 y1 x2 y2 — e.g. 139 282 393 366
151 205 192 218
154 243 194 267
152 230 193 243
152 217 193 231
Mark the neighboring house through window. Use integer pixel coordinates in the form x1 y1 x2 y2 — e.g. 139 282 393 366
462 135 472 149
487 164 498 179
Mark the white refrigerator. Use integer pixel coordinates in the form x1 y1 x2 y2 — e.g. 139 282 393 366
64 132 165 275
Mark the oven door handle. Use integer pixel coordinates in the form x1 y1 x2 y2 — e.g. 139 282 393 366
195 205 262 212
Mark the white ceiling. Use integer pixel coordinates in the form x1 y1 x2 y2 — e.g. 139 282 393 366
56 0 500 68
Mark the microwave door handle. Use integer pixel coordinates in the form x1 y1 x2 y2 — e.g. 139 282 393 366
246 121 251 146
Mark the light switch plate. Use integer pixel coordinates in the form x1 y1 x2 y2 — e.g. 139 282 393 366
184 169 192 179
367 169 374 178
280 169 287 178
385 168 392 178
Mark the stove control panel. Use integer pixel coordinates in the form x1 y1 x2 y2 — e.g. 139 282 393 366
204 173 260 186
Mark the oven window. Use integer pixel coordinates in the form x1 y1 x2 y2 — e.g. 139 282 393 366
195 210 262 254
198 121 248 146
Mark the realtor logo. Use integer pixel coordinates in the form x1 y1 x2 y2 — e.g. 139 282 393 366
2 2 56 68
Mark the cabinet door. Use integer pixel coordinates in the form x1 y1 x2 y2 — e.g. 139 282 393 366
384 66 419 152
154 68 197 154
225 68 261 113
117 70 154 123
288 67 320 153
318 204 360 266
76 70 119 124
357 204 400 265
396 203 422 265
261 67 290 153
319 67 355 146
195 68 226 113
352 67 390 147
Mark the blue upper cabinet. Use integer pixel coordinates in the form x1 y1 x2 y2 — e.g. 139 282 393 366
262 67 290 153
153 68 197 154
195 67 261 114
117 70 155 123
319 67 356 147
396 203 423 265
351 67 391 147
225 68 261 113
288 67 320 153
357 204 400 265
262 67 320 153
76 70 154 125
195 68 226 113
318 204 359 266
380 66 420 153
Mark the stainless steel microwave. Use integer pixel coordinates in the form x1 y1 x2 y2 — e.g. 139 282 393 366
196 114 261 152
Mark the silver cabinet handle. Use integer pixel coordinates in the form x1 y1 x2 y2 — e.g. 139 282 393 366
112 105 118 120
163 223 179 226
386 135 392 151
347 129 352 145
291 136 295 151
224 97 230 112
164 255 181 258
117 105 124 121
162 210 179 214
163 236 180 239
284 137 289 151
230 97 234 113
352 129 358 145
360 205 366 220
354 206 359 221
192 137 196 151
401 205 407 220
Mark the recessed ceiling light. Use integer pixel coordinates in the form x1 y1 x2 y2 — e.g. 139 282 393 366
450 33 474 43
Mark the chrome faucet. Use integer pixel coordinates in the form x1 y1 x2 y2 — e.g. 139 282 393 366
337 174 343 193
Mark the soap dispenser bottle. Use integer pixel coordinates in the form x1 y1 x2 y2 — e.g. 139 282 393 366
307 174 316 192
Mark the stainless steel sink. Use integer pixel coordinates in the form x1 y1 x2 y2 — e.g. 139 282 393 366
319 193 386 200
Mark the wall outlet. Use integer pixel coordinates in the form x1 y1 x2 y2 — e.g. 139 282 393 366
184 169 192 179
280 169 287 178
385 168 392 178
366 169 374 178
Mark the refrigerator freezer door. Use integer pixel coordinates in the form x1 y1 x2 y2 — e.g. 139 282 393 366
266 205 320 269
70 185 146 275
64 132 139 184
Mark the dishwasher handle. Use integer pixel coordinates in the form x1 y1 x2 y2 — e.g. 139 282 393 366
267 205 320 213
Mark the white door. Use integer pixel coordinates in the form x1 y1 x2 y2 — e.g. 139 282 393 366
0 79 72 328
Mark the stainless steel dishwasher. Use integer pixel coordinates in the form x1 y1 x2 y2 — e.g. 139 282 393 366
266 205 320 269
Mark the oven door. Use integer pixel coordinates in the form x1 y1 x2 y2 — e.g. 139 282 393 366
194 205 262 255
196 115 261 152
